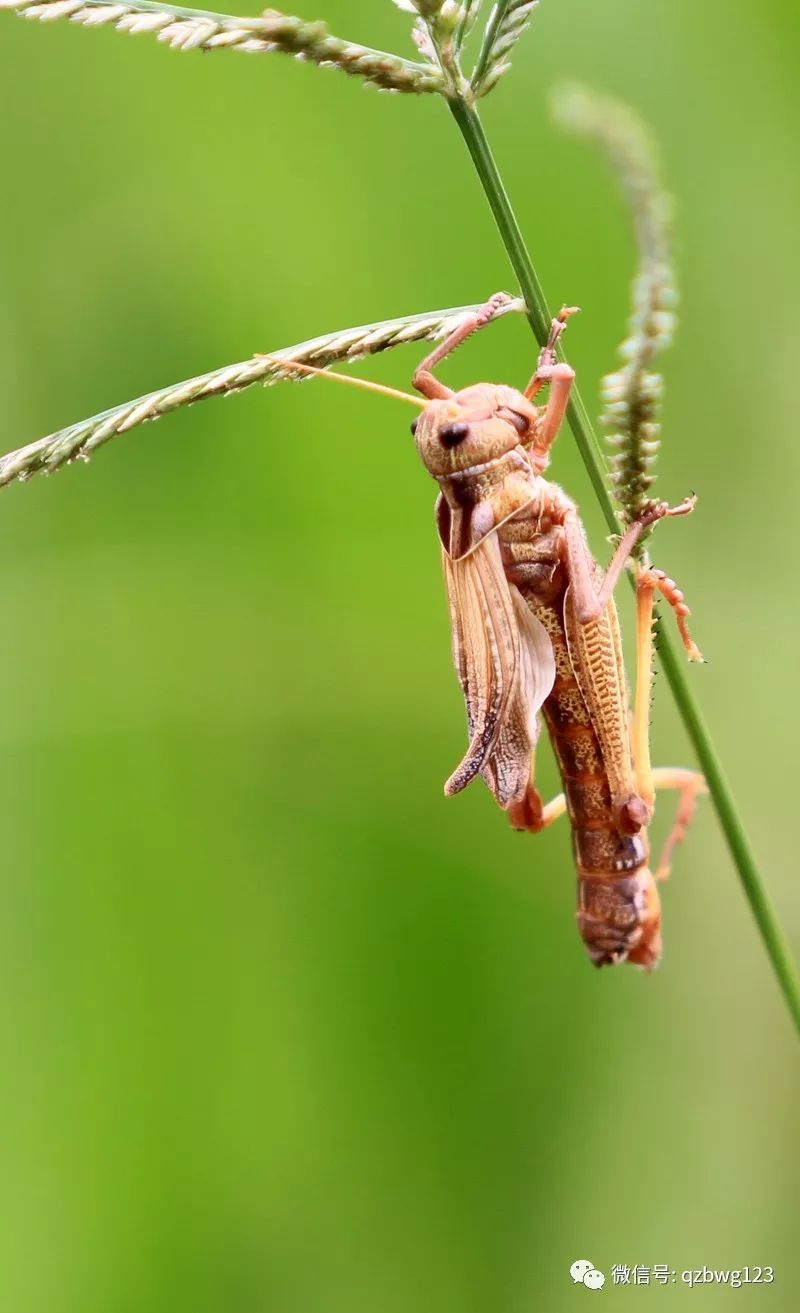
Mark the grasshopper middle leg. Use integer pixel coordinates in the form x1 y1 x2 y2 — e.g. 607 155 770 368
562 497 698 628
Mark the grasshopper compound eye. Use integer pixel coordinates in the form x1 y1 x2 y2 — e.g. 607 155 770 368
439 421 470 448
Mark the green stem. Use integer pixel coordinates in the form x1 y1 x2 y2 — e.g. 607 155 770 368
450 99 800 1034
449 99 611 514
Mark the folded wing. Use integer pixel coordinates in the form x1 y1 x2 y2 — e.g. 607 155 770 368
442 531 556 810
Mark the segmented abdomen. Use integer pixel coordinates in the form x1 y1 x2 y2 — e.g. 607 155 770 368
499 515 645 878
536 600 646 876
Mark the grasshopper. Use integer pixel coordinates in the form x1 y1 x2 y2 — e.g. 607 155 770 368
269 292 706 969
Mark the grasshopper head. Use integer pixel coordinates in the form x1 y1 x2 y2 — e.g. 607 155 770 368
412 383 537 478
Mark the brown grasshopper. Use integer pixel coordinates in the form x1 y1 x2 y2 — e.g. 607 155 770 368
268 292 706 969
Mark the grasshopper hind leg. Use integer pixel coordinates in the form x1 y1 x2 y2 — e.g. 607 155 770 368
639 565 704 664
633 557 704 810
649 767 707 882
632 573 706 884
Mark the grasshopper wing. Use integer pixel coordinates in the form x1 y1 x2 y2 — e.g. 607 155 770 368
479 588 557 814
441 530 556 807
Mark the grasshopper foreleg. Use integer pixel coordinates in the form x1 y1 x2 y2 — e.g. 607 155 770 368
413 291 514 400
524 306 579 399
528 364 575 473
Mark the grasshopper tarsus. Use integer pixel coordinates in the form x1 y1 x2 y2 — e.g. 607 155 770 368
657 493 697 521
529 308 580 394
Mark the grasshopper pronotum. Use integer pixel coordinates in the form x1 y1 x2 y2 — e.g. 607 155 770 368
268 292 706 969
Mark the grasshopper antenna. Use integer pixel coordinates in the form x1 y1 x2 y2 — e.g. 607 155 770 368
255 353 425 408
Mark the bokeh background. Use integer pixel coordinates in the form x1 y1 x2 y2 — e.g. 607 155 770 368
1 1 798 1308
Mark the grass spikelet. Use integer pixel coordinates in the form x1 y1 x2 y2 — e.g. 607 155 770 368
471 1 540 97
453 0 483 53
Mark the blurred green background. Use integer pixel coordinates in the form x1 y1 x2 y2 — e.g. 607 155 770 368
1 1 798 1309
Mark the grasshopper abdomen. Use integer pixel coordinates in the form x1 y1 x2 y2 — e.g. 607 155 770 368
497 507 664 967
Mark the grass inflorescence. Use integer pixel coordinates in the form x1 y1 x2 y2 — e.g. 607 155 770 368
553 84 677 547
1 0 443 92
0 300 522 488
